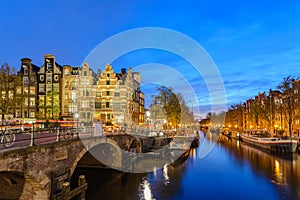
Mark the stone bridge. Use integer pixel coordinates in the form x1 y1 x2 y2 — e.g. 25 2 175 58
0 134 143 200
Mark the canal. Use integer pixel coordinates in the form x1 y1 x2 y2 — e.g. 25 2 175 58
71 131 300 200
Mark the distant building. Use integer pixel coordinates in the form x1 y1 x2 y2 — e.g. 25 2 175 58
16 58 40 119
293 80 300 135
61 65 79 120
94 65 145 126
36 54 62 119
77 62 96 126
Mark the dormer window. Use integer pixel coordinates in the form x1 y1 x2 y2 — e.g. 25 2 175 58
65 69 69 76
23 65 28 75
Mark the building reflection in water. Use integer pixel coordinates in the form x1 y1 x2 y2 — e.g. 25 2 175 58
219 135 300 200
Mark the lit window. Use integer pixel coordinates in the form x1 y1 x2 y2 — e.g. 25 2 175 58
39 84 45 93
30 86 35 94
96 91 101 97
30 98 35 106
23 77 29 86
65 69 69 76
46 73 52 83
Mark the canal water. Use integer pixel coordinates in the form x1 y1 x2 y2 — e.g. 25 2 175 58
71 131 300 200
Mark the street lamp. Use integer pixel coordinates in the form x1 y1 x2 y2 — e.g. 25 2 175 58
74 113 79 136
146 110 151 128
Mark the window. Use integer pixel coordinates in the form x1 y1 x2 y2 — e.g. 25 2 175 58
16 110 21 118
23 77 29 86
113 103 121 109
39 84 45 93
40 75 44 81
114 92 120 97
84 71 87 76
106 91 110 96
95 101 101 109
106 102 110 108
39 96 45 106
47 63 53 71
69 105 78 113
87 112 91 119
65 69 69 76
71 92 76 101
24 87 28 94
86 90 89 97
295 98 299 104
294 89 299 94
64 92 69 100
16 87 22 94
82 101 89 108
106 80 110 85
30 86 35 94
54 75 59 81
107 73 110 77
30 98 35 106
53 84 59 92
107 114 110 120
24 98 28 106
46 84 52 92
96 91 101 97
24 69 28 75
46 73 52 83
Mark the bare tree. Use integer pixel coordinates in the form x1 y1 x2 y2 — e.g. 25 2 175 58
0 63 21 121
277 76 296 137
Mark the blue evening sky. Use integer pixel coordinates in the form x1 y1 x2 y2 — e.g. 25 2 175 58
1 0 300 118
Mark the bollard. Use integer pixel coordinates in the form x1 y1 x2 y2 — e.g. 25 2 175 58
56 128 60 142
62 182 70 199
30 130 34 146
78 175 86 186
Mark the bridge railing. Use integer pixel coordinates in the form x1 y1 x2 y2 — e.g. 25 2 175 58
0 126 98 151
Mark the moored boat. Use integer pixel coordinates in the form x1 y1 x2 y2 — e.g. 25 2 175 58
240 134 298 153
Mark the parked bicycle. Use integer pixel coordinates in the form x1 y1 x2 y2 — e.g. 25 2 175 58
0 129 16 148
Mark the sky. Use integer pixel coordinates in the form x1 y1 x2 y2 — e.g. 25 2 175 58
1 0 300 119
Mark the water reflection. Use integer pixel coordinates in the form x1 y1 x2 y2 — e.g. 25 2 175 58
71 132 300 200
219 134 300 199
139 178 155 200
163 164 170 185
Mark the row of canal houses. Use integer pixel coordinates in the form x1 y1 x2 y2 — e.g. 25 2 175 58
14 54 145 126
223 80 300 136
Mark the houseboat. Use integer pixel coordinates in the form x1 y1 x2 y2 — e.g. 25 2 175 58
240 134 298 153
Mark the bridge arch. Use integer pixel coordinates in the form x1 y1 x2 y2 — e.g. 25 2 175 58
70 137 123 176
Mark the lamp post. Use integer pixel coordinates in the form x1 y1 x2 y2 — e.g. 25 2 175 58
146 110 151 131
74 113 79 137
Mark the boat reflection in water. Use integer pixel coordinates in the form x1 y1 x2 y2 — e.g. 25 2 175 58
71 131 300 200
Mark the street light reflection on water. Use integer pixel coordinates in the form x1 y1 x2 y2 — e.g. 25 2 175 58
72 131 300 200
140 179 155 200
